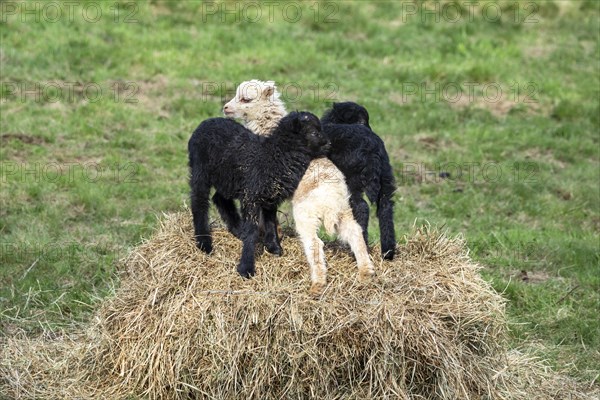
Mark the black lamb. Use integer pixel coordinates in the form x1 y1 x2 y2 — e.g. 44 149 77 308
188 111 329 278
321 102 397 260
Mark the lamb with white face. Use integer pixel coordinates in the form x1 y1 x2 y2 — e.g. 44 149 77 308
223 80 287 135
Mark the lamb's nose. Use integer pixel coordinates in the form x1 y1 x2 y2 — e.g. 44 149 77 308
223 105 230 112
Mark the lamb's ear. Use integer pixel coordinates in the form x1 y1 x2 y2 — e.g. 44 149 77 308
292 113 302 130
262 81 276 98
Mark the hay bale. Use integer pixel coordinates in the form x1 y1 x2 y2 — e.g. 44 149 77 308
1 210 597 399
92 213 505 399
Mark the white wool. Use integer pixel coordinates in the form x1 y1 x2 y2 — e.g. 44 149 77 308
292 158 374 295
223 80 287 135
225 81 374 295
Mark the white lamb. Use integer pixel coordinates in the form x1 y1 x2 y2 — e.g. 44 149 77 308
223 80 374 296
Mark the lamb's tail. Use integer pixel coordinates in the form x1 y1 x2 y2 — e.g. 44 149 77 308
323 211 340 236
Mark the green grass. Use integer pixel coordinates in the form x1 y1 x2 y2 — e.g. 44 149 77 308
1 0 599 385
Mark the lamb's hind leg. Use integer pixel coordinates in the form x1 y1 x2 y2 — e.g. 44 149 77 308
377 169 397 260
212 192 242 238
294 213 326 296
338 211 375 283
349 192 370 247
238 205 261 278
377 194 396 260
190 180 212 254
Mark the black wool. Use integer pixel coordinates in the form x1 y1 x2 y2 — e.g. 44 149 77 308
188 111 329 277
322 102 397 260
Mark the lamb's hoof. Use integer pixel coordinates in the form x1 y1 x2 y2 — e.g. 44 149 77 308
358 269 375 283
196 239 213 254
382 248 395 261
265 242 283 257
237 264 255 279
309 282 325 297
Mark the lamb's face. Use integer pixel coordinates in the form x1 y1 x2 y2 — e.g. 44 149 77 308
295 112 330 156
223 80 275 122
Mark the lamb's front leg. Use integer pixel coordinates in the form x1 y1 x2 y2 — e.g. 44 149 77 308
238 205 260 278
261 206 283 256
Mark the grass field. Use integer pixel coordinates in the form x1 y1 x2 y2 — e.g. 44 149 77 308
1 0 599 388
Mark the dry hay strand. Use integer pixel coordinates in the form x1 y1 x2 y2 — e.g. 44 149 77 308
0 329 116 399
1 210 597 399
495 350 599 400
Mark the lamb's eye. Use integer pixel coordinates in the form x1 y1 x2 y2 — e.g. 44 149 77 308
239 98 251 103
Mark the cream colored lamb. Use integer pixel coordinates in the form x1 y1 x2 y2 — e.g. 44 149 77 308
224 80 374 295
